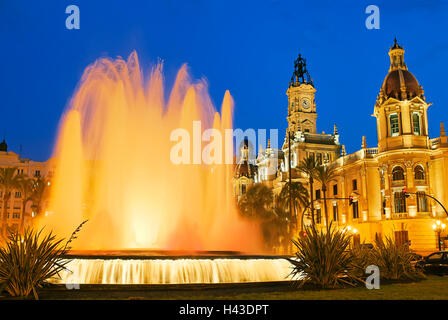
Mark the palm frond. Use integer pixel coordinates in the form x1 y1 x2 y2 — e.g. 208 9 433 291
0 220 88 299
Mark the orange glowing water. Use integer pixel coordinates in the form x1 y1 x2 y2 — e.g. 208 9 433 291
39 52 260 251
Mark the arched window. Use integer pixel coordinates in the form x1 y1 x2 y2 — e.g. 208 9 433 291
390 114 400 137
414 165 425 180
392 166 405 181
412 113 421 135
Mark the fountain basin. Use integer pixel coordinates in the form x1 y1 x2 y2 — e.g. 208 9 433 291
50 254 296 285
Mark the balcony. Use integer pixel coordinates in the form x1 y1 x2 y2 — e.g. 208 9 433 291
391 179 405 187
431 138 440 149
334 147 379 166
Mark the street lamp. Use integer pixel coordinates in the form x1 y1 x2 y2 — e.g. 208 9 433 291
432 220 446 251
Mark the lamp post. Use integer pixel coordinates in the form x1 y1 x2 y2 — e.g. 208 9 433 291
432 220 446 251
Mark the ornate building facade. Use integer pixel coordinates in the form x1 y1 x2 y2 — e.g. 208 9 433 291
0 140 50 234
235 40 448 255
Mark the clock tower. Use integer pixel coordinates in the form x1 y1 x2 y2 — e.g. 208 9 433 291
286 54 317 134
282 53 340 172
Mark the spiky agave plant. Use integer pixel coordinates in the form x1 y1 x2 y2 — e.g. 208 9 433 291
0 220 88 299
371 236 423 281
288 223 362 289
350 243 374 278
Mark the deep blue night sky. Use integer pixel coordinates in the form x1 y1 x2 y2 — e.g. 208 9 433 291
1 0 447 161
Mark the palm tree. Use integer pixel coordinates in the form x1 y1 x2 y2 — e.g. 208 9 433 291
16 175 34 233
0 167 20 238
238 184 274 220
298 156 319 225
30 177 49 218
278 181 309 230
313 164 337 230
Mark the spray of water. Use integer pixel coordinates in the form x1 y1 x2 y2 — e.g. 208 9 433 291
39 52 260 252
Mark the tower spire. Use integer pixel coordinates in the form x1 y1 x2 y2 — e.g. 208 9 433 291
362 136 367 149
441 122 448 145
290 53 313 87
0 139 7 152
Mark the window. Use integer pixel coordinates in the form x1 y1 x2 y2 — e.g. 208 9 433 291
241 184 246 194
34 170 41 177
394 192 407 213
414 165 425 180
14 192 21 198
12 212 20 219
316 153 322 165
315 189 321 200
352 201 359 219
333 204 339 222
382 199 386 215
17 169 23 175
333 184 338 196
352 179 357 191
304 129 310 133
416 192 428 212
13 201 21 210
316 208 322 224
412 113 421 135
390 114 399 137
392 166 405 181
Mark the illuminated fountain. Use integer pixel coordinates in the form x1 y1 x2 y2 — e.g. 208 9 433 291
40 52 294 284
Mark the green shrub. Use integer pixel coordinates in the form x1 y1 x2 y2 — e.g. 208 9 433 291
289 224 362 289
0 221 87 299
370 236 423 281
351 244 374 278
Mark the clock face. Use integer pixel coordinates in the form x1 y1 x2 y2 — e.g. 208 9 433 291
301 98 311 109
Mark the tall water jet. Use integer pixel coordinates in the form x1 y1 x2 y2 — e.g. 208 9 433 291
39 52 261 252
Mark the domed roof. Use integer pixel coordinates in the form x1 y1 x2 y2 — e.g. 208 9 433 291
234 137 257 179
382 69 420 100
378 39 424 101
235 161 257 179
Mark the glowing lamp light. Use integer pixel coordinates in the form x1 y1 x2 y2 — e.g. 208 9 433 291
433 224 437 230
353 228 358 234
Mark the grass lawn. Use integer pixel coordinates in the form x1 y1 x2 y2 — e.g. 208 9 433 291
11 275 446 300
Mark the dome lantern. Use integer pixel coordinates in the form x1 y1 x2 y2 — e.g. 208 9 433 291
380 39 422 101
